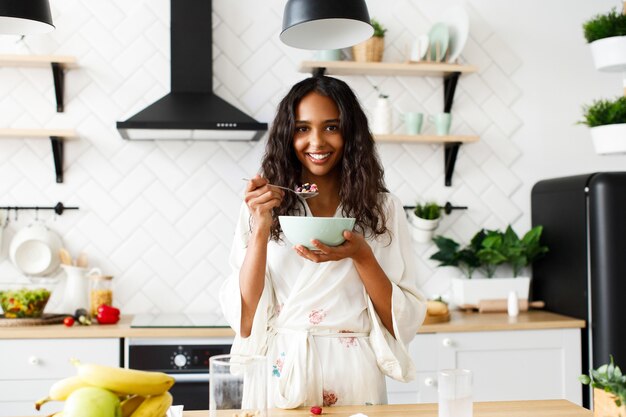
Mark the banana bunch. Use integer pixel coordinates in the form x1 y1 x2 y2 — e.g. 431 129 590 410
35 360 175 417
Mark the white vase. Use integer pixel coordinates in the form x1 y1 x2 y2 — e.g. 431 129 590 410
590 124 626 155
56 265 100 314
589 36 626 72
371 97 392 134
450 276 531 307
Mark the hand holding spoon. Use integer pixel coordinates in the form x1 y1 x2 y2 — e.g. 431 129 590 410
242 178 319 199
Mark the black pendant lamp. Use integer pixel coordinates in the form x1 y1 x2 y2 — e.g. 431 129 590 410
0 0 54 35
280 0 373 50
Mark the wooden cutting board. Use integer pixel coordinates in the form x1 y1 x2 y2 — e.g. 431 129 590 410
0 314 66 326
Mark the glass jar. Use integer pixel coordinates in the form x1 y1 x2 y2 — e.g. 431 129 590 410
89 274 113 317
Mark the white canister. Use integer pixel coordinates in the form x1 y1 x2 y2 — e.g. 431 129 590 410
371 97 392 134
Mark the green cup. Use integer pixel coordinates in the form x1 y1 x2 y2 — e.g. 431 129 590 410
429 112 452 136
404 112 424 135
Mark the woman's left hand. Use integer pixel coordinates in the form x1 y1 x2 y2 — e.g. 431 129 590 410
294 230 372 263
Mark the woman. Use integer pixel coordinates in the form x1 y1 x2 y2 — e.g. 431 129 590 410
220 75 426 409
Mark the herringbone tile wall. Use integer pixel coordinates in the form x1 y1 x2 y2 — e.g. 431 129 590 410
0 0 585 315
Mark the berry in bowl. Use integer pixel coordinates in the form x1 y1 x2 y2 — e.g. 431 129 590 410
0 283 54 318
278 216 356 250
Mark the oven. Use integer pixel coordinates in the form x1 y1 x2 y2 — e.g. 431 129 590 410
126 314 233 410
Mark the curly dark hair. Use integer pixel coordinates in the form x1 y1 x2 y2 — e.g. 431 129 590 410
260 75 389 241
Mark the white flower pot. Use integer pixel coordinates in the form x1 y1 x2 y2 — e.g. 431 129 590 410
589 36 626 72
590 124 626 155
450 276 531 307
408 214 440 243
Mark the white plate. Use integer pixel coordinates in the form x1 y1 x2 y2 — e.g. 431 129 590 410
9 223 63 277
410 34 430 62
428 23 449 62
441 6 469 63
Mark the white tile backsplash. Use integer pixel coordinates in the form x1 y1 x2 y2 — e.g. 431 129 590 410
0 0 623 316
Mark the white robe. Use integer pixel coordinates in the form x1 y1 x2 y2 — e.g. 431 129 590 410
219 193 426 409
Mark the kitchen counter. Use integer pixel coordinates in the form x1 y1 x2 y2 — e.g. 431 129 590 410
0 310 584 339
180 400 590 416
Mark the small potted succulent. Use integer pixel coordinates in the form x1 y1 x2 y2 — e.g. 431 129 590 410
352 18 387 62
430 225 548 306
581 96 626 155
583 8 626 72
409 202 442 243
580 355 626 416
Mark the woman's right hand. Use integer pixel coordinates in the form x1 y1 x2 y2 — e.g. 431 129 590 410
244 175 284 232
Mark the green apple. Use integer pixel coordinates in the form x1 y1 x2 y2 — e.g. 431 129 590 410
64 387 121 417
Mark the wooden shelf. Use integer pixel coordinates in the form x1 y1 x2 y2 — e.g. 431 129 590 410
0 128 77 138
0 54 77 68
0 128 78 183
300 60 479 186
375 134 479 144
0 54 78 112
299 60 477 77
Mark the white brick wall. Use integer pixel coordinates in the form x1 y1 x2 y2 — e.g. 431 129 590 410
0 0 623 316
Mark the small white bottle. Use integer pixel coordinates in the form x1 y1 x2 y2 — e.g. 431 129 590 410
507 290 519 317
372 97 392 134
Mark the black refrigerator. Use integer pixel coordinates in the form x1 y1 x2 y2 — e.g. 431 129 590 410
531 172 626 407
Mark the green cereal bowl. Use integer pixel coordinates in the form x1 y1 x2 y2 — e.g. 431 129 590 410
279 216 356 250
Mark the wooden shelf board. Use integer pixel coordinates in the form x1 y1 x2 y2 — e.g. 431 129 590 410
300 60 477 76
0 54 78 69
374 134 479 144
0 128 78 139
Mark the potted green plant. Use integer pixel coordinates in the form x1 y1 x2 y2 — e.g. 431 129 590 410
409 202 442 243
580 355 626 416
583 8 626 72
353 18 387 62
430 225 548 306
581 96 626 155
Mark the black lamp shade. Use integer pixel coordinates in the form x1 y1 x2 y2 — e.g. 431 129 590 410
280 0 373 50
0 0 54 35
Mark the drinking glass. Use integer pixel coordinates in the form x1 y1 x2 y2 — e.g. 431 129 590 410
209 354 267 417
438 368 473 417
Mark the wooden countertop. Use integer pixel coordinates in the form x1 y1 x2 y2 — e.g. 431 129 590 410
183 400 591 416
0 311 584 340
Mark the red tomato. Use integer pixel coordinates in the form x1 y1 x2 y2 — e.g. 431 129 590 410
63 316 75 327
310 406 322 415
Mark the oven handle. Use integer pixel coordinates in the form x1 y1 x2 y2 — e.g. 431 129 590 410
169 373 211 383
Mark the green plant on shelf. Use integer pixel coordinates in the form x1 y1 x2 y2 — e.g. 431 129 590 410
583 8 626 43
430 225 548 279
371 18 387 38
413 202 441 220
580 96 626 127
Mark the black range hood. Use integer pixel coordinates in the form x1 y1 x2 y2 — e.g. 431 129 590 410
117 0 267 141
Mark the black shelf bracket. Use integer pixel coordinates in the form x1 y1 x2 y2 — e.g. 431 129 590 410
443 71 461 112
50 136 64 183
51 62 65 112
443 71 462 186
444 142 461 187
312 67 326 77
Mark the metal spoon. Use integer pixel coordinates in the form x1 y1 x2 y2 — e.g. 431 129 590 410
241 178 319 199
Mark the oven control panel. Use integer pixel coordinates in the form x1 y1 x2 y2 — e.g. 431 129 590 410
129 344 231 373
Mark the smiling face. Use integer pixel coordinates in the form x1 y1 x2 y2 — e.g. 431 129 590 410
293 92 344 183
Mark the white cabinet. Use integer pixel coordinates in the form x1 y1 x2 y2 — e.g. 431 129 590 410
386 328 582 406
0 338 121 417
